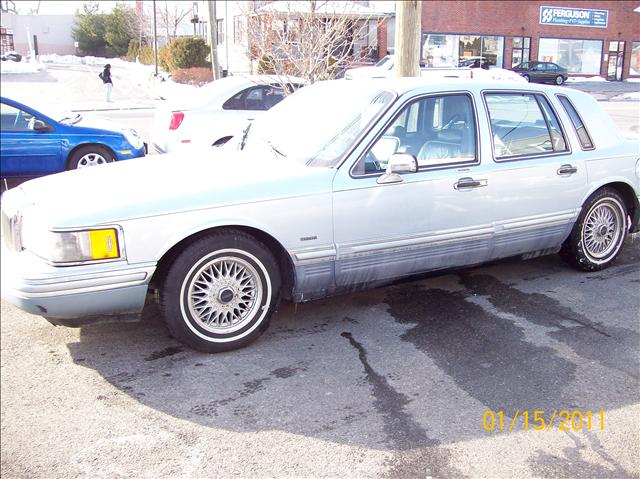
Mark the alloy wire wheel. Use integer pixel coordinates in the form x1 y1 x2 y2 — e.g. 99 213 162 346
581 197 624 263
76 151 108 168
561 188 628 271
160 230 281 353
185 255 262 334
555 75 565 85
68 146 114 170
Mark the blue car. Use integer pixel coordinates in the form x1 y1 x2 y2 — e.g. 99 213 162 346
1 96 145 188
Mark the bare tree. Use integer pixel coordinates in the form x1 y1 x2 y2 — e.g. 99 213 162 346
158 0 191 44
244 1 383 85
0 0 18 14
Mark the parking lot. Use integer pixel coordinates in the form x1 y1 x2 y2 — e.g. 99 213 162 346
1 62 639 478
2 242 639 477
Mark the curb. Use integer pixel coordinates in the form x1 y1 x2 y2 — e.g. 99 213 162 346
71 106 157 112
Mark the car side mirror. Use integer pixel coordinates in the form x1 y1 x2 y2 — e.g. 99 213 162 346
33 119 52 132
377 153 418 184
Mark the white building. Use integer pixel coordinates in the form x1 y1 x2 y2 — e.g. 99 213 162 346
0 13 76 56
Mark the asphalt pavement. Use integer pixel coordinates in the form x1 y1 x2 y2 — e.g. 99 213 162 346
1 242 639 477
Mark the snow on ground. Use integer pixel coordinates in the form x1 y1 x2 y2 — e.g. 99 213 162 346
625 78 640 83
567 76 607 82
471 67 526 82
0 60 45 74
611 91 640 101
38 54 199 103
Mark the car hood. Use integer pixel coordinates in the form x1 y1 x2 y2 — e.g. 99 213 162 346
70 115 130 135
11 151 336 228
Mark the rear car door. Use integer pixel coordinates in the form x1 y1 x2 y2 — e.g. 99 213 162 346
0 101 61 180
480 91 587 259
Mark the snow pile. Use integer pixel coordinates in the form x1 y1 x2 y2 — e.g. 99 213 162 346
471 67 527 83
40 54 112 65
39 54 138 68
0 60 45 74
566 76 607 83
611 91 640 101
625 78 640 83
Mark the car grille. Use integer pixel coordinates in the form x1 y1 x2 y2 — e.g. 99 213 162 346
1 208 22 252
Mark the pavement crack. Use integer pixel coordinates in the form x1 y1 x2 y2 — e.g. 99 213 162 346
341 331 435 450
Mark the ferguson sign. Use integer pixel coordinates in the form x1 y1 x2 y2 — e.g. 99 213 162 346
540 6 608 28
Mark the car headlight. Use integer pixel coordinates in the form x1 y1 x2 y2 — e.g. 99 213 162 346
124 128 144 150
24 228 122 264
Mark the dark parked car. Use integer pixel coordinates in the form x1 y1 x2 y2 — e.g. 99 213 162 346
1 96 145 189
1 51 22 62
458 56 492 69
511 61 568 85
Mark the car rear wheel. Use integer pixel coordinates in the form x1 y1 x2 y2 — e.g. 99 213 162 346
523 74 530 82
555 75 565 85
159 230 281 353
68 146 114 170
560 188 628 271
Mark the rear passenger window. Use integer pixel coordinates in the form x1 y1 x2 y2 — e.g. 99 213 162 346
557 95 594 149
485 93 568 159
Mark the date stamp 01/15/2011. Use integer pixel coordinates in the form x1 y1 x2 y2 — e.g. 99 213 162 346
483 409 605 432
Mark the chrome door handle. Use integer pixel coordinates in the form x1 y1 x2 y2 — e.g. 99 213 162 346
557 164 577 175
454 177 487 190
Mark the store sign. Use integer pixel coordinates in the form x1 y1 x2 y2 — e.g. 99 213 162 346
540 6 608 28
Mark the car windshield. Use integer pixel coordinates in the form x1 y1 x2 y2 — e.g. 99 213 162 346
241 81 396 167
34 104 82 125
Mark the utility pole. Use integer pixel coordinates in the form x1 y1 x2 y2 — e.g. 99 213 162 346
152 0 158 76
207 0 221 80
394 0 422 77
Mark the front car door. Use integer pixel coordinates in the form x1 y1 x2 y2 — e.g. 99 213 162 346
332 90 494 287
531 62 547 82
0 101 61 181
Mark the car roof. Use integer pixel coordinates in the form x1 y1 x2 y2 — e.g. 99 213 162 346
329 77 569 97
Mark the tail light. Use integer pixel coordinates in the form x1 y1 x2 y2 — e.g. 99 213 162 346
169 111 184 130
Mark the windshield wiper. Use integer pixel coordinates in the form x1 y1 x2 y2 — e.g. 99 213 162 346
264 138 286 158
58 113 81 124
239 122 252 150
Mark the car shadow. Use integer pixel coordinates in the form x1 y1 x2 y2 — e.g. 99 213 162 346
66 242 639 460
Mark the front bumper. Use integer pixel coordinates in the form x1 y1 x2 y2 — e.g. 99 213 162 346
1 243 155 323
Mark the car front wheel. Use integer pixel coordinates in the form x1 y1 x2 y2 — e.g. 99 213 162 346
160 230 281 353
68 146 114 169
561 188 628 271
555 75 565 85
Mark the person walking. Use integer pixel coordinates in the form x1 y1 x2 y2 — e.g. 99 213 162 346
99 64 113 102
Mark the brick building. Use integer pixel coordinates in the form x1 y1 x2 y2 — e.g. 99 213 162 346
382 1 639 80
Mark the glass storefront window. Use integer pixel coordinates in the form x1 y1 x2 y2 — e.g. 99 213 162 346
630 42 640 76
422 34 458 67
512 37 531 67
422 33 504 68
538 38 602 75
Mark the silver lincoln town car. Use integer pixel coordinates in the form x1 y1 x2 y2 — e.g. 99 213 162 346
2 79 639 353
